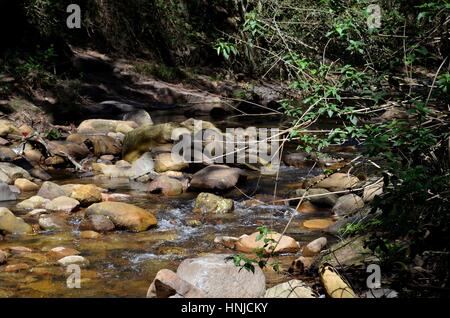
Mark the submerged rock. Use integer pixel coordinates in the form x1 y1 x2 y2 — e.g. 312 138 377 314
189 165 244 191
264 280 316 298
176 254 266 298
146 269 206 298
0 208 33 234
193 193 234 214
85 202 157 232
47 247 80 261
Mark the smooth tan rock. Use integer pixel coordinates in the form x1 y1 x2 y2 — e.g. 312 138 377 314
16 196 49 210
215 231 300 254
189 165 244 191
289 256 315 274
37 181 66 200
297 201 322 213
0 208 33 234
46 247 80 260
319 263 356 298
85 202 157 232
70 184 103 206
363 183 383 202
8 246 32 254
4 263 30 272
154 152 188 173
77 119 137 134
303 237 327 257
44 196 80 213
303 219 334 230
295 188 338 207
306 173 360 192
14 178 39 191
148 175 184 196
57 255 89 267
80 230 101 239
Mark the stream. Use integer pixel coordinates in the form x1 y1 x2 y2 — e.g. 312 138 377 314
0 109 346 298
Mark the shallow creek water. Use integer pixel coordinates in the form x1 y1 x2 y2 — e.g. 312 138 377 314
0 112 342 298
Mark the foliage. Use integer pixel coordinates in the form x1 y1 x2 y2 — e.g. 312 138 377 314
229 226 280 273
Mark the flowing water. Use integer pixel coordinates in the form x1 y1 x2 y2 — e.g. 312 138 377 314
0 110 345 298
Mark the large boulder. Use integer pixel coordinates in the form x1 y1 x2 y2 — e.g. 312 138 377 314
37 181 66 200
332 194 364 217
0 182 18 201
146 269 206 298
148 175 184 196
122 123 180 162
0 208 33 234
264 280 316 298
77 119 138 134
0 163 31 184
295 188 338 207
305 173 360 192
154 152 188 173
176 254 266 298
85 202 157 232
189 165 244 191
215 232 300 254
193 193 234 214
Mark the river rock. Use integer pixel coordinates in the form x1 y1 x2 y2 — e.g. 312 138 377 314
283 152 314 168
363 182 383 202
332 194 364 217
302 237 327 257
26 209 47 218
296 201 322 213
0 119 20 137
47 140 90 159
38 214 67 231
8 246 32 254
123 109 153 126
289 256 315 274
82 214 115 232
30 167 51 181
215 231 300 254
0 147 17 161
37 181 66 200
77 119 138 134
0 249 7 264
47 247 80 260
176 254 266 298
146 269 206 298
69 184 103 206
305 173 360 192
0 182 18 201
264 280 316 298
85 202 157 232
154 152 188 172
189 165 244 191
148 175 184 196
295 188 338 207
0 208 33 234
122 122 180 162
84 135 121 156
16 196 49 210
24 148 44 163
14 178 39 191
57 255 89 267
302 219 334 230
0 162 31 184
193 193 234 214
80 230 101 239
44 196 80 213
45 156 65 166
4 263 30 272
